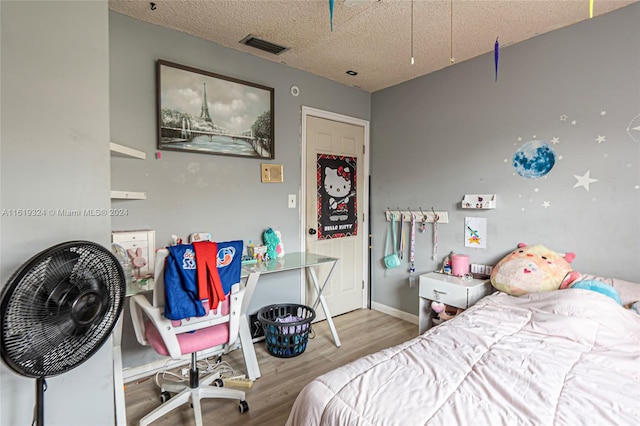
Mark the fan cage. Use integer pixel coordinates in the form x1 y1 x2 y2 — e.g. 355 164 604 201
1 241 126 378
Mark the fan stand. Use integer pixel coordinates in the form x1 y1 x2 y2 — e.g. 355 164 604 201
35 377 46 426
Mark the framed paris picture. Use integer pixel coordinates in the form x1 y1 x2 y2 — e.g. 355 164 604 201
157 60 274 159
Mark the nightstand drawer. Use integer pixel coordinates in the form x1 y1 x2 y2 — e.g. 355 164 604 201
419 272 492 309
112 230 155 277
112 231 151 244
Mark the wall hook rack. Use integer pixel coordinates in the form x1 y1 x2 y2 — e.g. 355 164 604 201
385 208 448 223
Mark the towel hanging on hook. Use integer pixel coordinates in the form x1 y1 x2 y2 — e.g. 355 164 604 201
398 208 405 260
431 207 439 261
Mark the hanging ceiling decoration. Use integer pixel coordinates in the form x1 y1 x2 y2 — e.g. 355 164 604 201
450 0 455 63
329 0 334 31
494 37 500 82
410 0 415 64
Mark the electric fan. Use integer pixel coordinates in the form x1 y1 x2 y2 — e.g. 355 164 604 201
0 241 126 426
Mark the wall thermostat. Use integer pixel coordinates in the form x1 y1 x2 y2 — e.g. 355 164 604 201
290 85 299 97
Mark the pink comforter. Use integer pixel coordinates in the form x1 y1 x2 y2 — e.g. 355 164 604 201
287 289 640 426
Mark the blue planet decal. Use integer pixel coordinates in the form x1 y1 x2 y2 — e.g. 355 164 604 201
512 140 556 179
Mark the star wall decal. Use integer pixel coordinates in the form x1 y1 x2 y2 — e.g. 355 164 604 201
560 115 567 121
573 170 599 191
595 135 606 144
600 111 607 116
542 201 551 208
571 120 578 125
551 137 560 144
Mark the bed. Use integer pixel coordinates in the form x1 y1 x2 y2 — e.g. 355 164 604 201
286 276 640 426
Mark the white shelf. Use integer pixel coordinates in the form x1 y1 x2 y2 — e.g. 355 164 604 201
462 194 496 209
110 142 147 201
110 142 146 160
110 190 147 200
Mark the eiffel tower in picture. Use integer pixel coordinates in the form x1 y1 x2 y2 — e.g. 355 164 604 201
200 82 212 122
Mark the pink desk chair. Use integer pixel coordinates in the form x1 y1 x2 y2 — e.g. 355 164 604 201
129 248 249 426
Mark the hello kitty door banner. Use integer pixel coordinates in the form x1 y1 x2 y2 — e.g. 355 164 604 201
317 154 357 240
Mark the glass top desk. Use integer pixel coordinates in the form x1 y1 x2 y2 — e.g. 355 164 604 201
238 252 340 381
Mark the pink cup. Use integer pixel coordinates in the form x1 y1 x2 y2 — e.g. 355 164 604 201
451 254 470 277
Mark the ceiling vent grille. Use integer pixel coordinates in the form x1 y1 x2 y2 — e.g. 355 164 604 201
240 35 289 55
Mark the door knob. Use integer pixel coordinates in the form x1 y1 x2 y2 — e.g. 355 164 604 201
308 228 317 235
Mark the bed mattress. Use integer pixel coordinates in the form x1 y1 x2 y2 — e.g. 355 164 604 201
286 289 640 426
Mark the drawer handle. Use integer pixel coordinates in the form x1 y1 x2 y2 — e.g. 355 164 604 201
433 289 447 301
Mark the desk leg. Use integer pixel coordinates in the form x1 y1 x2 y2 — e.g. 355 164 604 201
308 262 341 347
239 272 261 380
239 315 261 380
112 316 126 426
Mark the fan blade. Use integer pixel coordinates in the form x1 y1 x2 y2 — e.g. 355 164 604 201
41 249 81 305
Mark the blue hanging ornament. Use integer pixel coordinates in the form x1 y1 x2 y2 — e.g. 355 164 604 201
329 0 334 31
494 37 500 82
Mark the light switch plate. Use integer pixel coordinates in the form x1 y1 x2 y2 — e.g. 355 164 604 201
288 194 296 208
261 163 283 183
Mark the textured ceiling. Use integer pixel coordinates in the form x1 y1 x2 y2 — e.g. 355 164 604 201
109 0 638 92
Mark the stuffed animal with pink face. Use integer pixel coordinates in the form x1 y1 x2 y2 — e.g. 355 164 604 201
490 243 579 296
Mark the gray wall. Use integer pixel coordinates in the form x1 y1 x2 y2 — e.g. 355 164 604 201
2 1 636 422
0 1 114 425
108 12 370 369
371 3 640 315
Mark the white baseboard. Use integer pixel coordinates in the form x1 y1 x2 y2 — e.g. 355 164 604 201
370 302 419 325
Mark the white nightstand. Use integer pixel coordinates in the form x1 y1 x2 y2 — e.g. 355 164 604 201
418 271 493 334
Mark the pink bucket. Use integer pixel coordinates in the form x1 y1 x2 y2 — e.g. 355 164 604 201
451 254 470 277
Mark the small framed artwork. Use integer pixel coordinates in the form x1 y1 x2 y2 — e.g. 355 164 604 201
157 60 274 159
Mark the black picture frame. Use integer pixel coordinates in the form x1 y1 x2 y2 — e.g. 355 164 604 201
157 60 274 159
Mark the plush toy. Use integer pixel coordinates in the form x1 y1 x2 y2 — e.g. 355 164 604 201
262 228 285 259
625 301 640 314
274 230 285 258
569 279 622 305
490 243 579 296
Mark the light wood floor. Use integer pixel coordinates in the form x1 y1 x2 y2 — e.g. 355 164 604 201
124 309 417 426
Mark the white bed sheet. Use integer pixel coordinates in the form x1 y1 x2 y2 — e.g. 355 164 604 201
287 289 640 426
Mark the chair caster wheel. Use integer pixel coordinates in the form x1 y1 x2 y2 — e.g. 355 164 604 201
213 378 224 387
160 391 171 403
239 400 249 414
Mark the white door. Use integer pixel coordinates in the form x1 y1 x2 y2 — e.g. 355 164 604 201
305 114 366 320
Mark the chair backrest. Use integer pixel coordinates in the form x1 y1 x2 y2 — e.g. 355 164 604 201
130 246 245 359
152 248 170 308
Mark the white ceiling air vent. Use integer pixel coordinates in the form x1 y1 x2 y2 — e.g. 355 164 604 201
240 35 289 55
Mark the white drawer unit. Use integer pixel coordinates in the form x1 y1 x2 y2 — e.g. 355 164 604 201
418 271 492 334
112 230 156 278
